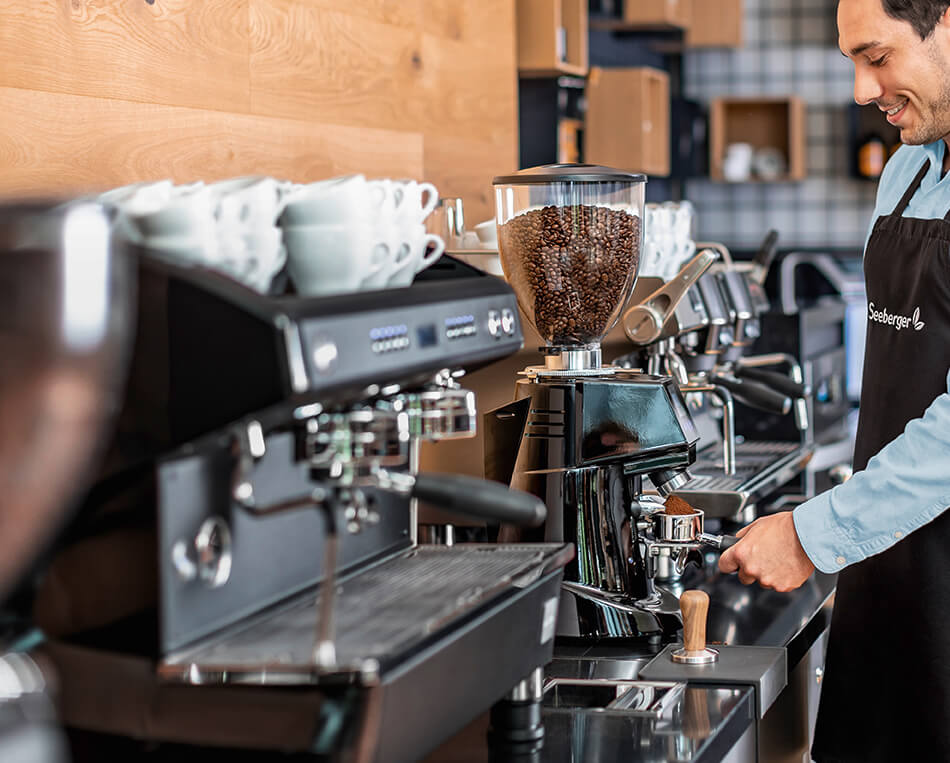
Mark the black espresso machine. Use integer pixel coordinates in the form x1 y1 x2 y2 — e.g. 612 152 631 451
27 248 572 762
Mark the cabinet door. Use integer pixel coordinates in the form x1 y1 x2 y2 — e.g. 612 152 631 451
585 67 670 176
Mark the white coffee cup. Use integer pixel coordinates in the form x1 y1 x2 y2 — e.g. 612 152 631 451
284 223 390 296
209 176 285 228
280 175 391 226
98 179 175 216
474 219 497 247
393 179 438 223
386 227 445 288
126 183 214 240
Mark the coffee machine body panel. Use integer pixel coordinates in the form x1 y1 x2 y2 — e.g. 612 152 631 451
157 431 411 653
495 375 700 475
486 373 698 640
148 255 524 446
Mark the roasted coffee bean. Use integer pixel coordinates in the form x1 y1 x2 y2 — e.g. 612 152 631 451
497 205 640 345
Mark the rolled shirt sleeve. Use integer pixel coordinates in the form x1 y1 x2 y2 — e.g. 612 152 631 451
793 369 950 573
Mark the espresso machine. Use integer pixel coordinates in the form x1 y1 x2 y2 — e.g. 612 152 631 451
483 165 735 643
621 233 815 522
26 245 573 762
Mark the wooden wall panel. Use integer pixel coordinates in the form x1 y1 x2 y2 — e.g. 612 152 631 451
0 0 516 223
0 86 423 197
0 0 250 112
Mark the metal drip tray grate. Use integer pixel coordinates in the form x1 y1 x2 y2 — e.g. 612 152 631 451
670 441 813 517
158 543 571 685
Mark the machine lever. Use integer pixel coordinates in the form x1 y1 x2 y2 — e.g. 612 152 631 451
623 250 719 345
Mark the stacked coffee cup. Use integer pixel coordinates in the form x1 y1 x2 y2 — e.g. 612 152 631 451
101 176 291 294
279 175 444 296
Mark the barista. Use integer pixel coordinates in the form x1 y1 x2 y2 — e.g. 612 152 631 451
718 1 950 761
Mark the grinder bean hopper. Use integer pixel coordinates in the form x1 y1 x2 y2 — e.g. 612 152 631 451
485 164 716 641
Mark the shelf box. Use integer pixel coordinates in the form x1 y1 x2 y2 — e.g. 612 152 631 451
585 66 671 176
709 97 807 182
621 0 690 29
517 0 588 77
685 0 742 47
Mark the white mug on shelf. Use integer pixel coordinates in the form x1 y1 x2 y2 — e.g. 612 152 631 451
722 142 754 182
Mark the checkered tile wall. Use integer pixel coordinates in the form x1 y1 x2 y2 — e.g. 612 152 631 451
682 0 877 252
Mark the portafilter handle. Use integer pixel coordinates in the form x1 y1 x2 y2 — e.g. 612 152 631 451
404 472 547 527
623 249 719 345
697 532 739 550
672 590 719 664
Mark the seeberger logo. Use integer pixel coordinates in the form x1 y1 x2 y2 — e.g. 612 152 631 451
868 302 925 332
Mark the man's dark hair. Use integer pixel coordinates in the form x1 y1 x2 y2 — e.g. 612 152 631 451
881 0 950 39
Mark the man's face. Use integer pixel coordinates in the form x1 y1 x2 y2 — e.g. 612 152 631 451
838 0 950 144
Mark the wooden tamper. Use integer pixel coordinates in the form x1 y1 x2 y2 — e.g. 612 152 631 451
672 590 719 664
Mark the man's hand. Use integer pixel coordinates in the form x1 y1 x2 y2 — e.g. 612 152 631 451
718 511 815 592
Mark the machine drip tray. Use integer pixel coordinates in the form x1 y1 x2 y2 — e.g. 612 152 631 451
542 678 685 717
158 543 573 686
669 440 814 518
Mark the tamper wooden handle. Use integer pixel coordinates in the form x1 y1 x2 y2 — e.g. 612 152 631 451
680 590 709 653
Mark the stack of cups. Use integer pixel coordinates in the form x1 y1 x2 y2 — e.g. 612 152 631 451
101 176 291 294
279 175 444 297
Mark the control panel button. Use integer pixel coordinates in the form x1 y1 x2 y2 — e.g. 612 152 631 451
487 310 502 338
501 308 516 335
312 338 339 374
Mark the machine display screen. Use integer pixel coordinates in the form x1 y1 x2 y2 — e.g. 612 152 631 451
416 324 437 347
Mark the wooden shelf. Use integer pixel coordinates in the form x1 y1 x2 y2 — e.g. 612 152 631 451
709 96 807 182
517 0 588 77
585 66 671 176
621 0 690 29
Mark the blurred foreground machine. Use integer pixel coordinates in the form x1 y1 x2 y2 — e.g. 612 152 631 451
30 247 572 762
0 202 138 763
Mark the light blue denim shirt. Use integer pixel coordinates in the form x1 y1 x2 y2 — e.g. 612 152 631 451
793 141 950 573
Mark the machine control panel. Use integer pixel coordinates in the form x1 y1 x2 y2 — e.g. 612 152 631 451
370 323 411 354
295 287 523 398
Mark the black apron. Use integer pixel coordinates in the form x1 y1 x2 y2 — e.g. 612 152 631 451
813 159 950 762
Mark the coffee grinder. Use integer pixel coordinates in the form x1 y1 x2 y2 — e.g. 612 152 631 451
484 165 713 642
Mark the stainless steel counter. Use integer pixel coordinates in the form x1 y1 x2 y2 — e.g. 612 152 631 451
427 567 835 762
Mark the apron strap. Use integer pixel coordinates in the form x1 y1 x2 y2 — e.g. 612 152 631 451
892 159 931 216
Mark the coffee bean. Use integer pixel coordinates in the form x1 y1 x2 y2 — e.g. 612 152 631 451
497 205 640 345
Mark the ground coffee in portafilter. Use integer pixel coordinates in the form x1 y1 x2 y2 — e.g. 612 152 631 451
497 204 640 345
663 495 698 515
